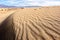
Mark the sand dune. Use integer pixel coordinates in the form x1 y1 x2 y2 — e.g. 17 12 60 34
0 6 60 40
0 8 16 25
0 6 60 25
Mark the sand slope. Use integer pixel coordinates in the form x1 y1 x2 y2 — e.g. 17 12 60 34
12 6 60 40
0 8 16 25
0 6 60 40
0 6 60 25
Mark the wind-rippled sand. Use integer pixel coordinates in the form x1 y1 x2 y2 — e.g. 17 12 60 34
0 6 60 40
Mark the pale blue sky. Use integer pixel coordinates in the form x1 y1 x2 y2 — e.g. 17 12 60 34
0 0 60 6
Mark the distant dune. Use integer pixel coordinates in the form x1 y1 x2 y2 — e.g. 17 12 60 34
0 6 60 40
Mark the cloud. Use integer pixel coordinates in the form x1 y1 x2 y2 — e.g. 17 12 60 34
46 0 60 1
42 1 60 6
0 0 60 6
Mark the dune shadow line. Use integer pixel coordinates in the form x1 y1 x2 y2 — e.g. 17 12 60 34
0 13 15 40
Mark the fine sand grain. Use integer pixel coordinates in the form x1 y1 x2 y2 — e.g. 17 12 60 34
0 6 60 40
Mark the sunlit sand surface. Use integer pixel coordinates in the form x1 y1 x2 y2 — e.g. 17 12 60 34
0 6 60 40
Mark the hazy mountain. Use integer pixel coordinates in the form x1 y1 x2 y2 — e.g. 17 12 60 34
0 4 41 8
0 4 17 8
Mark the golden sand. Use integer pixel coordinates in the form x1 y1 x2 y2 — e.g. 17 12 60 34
0 6 60 40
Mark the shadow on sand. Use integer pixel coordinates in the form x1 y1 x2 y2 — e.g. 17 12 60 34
0 14 15 40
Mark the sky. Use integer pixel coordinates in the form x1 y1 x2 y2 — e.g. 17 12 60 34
0 0 60 6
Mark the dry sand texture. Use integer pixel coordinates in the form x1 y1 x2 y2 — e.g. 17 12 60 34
0 8 17 25
0 6 60 40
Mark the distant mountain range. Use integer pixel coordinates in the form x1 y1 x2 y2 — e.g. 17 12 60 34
0 4 17 8
0 4 41 8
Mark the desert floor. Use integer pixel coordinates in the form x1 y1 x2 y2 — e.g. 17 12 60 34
0 6 60 25
0 6 60 40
